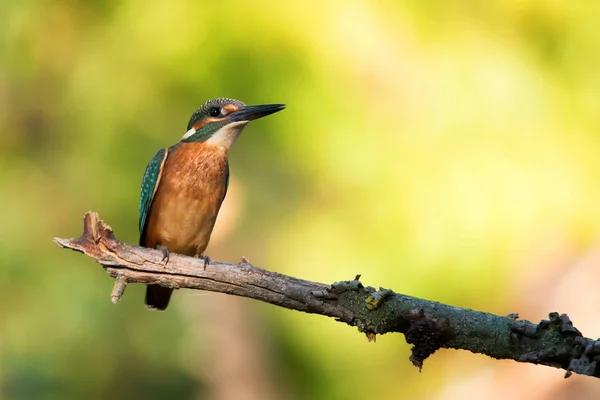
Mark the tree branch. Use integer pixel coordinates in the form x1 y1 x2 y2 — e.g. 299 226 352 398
55 212 600 378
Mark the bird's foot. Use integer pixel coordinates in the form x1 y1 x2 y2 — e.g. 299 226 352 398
201 254 211 270
156 245 170 266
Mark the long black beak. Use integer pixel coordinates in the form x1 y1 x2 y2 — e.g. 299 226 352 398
231 103 285 122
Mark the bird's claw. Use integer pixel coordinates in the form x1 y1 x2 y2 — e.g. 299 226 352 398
201 254 211 270
156 245 170 266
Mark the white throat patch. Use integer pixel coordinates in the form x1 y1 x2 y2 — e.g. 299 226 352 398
205 121 249 148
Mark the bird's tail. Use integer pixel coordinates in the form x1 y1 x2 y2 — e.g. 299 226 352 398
145 285 173 310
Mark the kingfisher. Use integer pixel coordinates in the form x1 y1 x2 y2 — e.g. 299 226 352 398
138 98 285 310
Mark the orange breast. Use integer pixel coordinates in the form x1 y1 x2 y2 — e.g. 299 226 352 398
144 142 229 257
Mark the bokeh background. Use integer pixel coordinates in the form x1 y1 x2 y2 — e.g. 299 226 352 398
2 0 600 399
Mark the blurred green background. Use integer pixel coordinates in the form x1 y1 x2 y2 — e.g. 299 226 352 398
2 0 600 399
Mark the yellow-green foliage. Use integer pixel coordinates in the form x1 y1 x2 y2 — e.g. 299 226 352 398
1 1 599 398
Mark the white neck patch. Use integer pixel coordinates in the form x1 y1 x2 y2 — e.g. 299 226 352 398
205 121 249 148
181 127 196 140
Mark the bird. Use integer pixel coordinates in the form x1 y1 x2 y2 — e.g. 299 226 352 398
138 98 285 310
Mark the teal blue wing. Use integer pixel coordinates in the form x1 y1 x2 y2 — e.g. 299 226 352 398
139 148 168 245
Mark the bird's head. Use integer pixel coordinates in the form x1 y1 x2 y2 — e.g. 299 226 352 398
181 97 285 148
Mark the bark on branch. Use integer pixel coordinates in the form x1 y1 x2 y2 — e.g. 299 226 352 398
54 212 600 378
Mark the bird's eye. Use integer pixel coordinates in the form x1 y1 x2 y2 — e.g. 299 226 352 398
209 107 221 117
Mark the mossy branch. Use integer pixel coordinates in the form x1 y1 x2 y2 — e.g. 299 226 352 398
54 212 600 378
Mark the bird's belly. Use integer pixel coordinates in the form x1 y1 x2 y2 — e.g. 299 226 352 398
150 194 221 256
